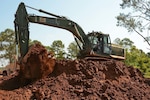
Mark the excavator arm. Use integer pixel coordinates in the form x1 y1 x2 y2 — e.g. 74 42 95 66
14 2 91 58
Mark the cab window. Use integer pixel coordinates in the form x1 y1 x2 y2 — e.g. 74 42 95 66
103 35 111 54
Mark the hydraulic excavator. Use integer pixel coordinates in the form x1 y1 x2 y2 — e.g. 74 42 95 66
14 2 125 61
14 2 125 79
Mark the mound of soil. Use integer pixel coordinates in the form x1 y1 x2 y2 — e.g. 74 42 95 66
19 43 55 80
0 59 150 100
0 44 150 99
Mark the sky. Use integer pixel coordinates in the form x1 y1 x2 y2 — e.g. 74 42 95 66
0 0 150 54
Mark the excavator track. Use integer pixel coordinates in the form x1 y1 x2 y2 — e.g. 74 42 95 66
84 56 111 61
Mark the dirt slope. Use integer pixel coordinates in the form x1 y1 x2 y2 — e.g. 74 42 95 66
0 59 150 100
0 44 150 100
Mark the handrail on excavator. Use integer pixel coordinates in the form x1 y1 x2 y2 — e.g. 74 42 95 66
25 4 63 18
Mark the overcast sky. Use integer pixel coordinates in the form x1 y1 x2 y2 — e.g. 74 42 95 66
1 0 149 53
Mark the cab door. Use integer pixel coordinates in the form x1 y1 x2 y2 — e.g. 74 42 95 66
102 35 111 55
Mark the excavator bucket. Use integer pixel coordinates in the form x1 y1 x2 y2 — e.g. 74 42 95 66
19 43 56 80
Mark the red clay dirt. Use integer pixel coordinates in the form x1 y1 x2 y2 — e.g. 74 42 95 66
0 44 150 100
19 43 55 80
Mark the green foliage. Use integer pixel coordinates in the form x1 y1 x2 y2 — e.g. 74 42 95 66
113 37 150 78
50 40 66 59
147 52 150 57
0 29 15 63
67 41 79 59
125 46 150 78
113 37 134 50
29 39 42 46
116 0 150 46
116 0 150 77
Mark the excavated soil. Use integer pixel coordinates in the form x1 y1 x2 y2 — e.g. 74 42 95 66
0 44 150 100
19 43 55 80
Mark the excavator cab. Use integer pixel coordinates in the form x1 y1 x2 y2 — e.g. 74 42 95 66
86 32 125 60
87 32 111 56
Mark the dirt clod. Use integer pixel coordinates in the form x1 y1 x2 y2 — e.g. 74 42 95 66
19 43 55 80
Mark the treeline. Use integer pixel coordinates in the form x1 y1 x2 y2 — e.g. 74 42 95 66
113 38 150 78
0 29 150 78
0 29 79 65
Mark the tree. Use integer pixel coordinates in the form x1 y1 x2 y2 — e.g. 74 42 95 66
113 38 122 45
147 52 150 57
113 37 134 50
67 41 79 59
29 39 42 46
116 0 150 46
0 29 15 63
125 46 150 78
50 40 66 59
113 37 150 78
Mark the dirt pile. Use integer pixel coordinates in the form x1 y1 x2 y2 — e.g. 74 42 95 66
0 59 149 99
0 44 150 99
19 43 55 80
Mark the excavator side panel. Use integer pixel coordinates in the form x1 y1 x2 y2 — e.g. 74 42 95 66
111 44 125 60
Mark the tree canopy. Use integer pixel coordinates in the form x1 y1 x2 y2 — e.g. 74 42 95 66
0 29 15 64
113 37 150 78
67 41 79 59
0 28 150 77
113 37 134 50
49 40 66 59
116 0 150 46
